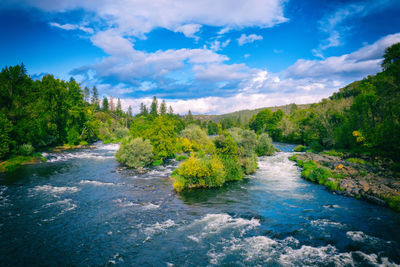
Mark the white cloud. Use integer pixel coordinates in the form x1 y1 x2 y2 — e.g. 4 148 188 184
237 33 263 46
27 0 288 38
193 63 251 82
49 22 93 33
285 33 400 79
210 39 230 51
174 24 202 40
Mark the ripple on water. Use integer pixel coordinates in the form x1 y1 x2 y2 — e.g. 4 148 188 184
29 185 79 197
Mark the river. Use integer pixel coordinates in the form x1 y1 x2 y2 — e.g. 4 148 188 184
1 142 400 266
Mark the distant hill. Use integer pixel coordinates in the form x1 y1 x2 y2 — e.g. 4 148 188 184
194 103 311 123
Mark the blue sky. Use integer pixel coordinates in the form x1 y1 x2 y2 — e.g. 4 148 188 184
1 0 400 114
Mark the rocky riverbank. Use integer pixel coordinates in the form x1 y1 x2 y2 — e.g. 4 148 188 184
289 152 400 212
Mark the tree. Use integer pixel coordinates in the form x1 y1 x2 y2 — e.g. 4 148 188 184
116 137 153 168
186 110 193 121
382 42 400 71
91 86 99 105
102 97 109 111
127 105 133 117
150 96 158 116
160 100 167 115
0 113 12 158
116 98 122 112
168 105 174 115
109 95 115 111
83 86 90 102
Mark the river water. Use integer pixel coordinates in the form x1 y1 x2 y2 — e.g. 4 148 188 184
1 142 400 266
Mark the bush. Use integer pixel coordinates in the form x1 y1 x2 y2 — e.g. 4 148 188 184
66 128 80 145
294 145 306 152
308 167 332 184
152 159 163 166
175 154 188 161
115 137 153 168
309 140 324 153
19 144 34 156
240 153 258 175
172 155 226 192
79 140 89 146
221 155 244 181
346 158 366 165
321 150 343 157
114 126 129 139
180 124 210 147
0 114 12 159
256 133 275 156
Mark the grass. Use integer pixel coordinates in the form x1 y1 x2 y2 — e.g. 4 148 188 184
321 150 344 157
293 145 306 152
175 154 188 161
386 196 400 212
0 153 45 172
346 157 366 165
152 159 163 166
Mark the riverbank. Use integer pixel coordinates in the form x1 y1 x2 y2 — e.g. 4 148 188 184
289 152 400 212
0 144 97 173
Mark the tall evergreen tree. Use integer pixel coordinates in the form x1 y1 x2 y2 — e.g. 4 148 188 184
187 110 193 121
109 95 115 111
127 105 133 117
160 100 167 115
91 86 99 105
150 96 158 116
168 105 174 115
102 97 109 111
116 98 122 112
83 86 90 102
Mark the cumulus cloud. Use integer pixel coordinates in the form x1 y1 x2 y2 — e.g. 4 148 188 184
174 24 202 39
22 0 287 37
285 33 400 79
237 33 263 46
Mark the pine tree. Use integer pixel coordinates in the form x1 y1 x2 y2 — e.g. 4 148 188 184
140 103 145 115
143 105 148 116
150 96 158 116
83 86 90 102
168 105 174 115
160 100 167 115
91 86 99 105
109 95 115 111
127 105 133 117
102 97 109 111
187 110 193 121
116 98 122 112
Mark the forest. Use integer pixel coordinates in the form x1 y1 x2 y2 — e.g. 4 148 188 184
0 43 399 190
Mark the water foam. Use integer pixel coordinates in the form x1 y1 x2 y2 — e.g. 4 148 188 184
30 185 79 197
79 180 117 186
143 219 176 236
43 152 114 162
41 198 77 221
310 219 346 228
0 185 11 208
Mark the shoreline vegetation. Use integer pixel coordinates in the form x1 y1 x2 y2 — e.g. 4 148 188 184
1 43 400 211
289 150 400 212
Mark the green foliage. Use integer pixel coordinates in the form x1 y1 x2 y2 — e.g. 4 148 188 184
345 158 366 165
152 159 163 166
18 144 34 156
382 42 400 71
293 145 306 152
115 137 153 168
214 133 238 156
220 155 244 181
175 154 188 161
0 113 12 159
239 153 258 175
256 133 275 156
386 195 400 212
172 155 226 192
180 124 211 147
321 150 344 157
79 140 89 146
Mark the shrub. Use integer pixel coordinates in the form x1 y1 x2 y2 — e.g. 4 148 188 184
114 126 129 139
240 153 258 175
346 158 366 165
256 133 275 156
308 167 332 184
293 145 306 152
221 155 244 181
386 196 400 212
214 133 238 156
175 154 188 161
19 144 34 156
322 150 343 157
172 155 226 192
180 125 210 147
309 140 324 153
79 140 89 146
115 137 153 168
152 159 163 166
